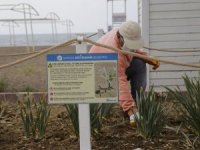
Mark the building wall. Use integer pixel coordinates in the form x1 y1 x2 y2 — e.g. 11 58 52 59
139 0 200 91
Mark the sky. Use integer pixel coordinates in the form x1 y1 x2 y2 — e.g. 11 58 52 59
0 0 138 34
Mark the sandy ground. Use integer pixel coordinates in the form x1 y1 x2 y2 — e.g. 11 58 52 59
0 45 77 92
1 100 200 150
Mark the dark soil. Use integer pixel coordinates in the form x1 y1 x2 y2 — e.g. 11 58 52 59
0 101 200 150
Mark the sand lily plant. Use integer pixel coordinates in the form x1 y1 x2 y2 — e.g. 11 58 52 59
166 74 200 136
90 103 113 138
35 98 51 137
65 103 113 138
65 104 79 136
18 95 51 139
134 88 166 139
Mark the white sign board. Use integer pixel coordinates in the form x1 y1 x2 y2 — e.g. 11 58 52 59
47 53 118 104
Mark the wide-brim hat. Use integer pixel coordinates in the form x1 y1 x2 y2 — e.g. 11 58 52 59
119 21 144 49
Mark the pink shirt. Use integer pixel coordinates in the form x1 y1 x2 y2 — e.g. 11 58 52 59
89 29 137 115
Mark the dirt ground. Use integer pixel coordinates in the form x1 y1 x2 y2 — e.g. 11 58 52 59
1 99 200 150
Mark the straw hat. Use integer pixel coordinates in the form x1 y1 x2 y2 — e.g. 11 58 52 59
119 21 144 49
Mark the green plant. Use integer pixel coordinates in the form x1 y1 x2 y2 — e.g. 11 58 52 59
19 66 35 76
18 95 51 139
0 78 8 92
90 103 113 137
18 96 35 138
36 98 51 137
166 125 199 149
135 88 166 139
65 104 79 137
65 103 113 138
23 85 35 92
0 101 8 120
166 74 200 136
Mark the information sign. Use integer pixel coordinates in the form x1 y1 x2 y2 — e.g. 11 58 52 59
47 53 118 104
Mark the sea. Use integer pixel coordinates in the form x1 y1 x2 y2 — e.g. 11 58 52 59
0 33 99 47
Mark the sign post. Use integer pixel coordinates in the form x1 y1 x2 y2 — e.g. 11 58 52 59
47 37 118 150
76 37 91 150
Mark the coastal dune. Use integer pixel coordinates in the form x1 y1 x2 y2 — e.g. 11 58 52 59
0 45 77 92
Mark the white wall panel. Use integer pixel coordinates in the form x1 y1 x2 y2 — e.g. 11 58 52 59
150 26 200 35
150 78 184 86
150 10 200 19
149 51 200 57
151 64 200 71
150 33 200 42
150 18 200 27
150 71 199 79
141 0 200 91
153 86 186 92
150 3 200 11
150 0 200 4
150 41 200 49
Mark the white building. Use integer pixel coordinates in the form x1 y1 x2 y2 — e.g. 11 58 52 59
138 0 200 91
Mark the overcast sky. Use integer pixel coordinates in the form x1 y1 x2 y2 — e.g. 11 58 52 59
0 0 138 34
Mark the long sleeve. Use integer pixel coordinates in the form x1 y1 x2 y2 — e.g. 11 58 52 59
118 53 137 115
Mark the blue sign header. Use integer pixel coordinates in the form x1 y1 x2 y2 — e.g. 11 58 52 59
47 53 118 61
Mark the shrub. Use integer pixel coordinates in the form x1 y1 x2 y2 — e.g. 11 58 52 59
166 74 200 136
135 88 166 139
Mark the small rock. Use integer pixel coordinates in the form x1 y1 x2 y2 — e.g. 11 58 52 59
0 120 6 123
